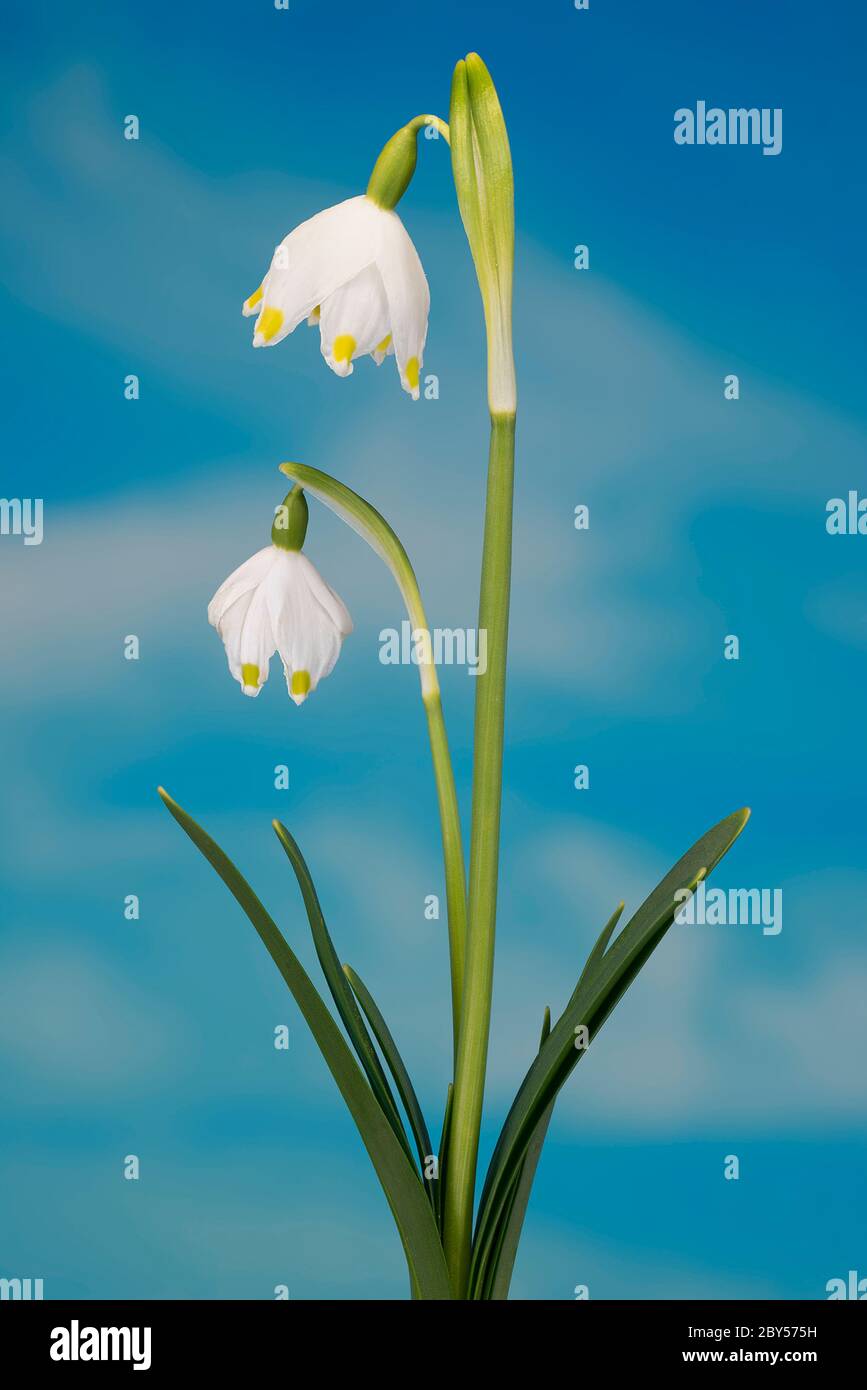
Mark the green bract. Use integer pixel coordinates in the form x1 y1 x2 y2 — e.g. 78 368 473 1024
450 54 516 415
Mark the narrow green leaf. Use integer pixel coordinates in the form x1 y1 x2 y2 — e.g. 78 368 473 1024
474 808 750 1274
480 1102 555 1301
343 962 436 1204
574 902 624 997
158 788 453 1300
271 820 413 1165
437 1083 454 1233
471 1006 554 1300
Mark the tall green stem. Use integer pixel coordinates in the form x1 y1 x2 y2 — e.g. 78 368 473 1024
422 683 467 1055
374 564 467 1064
278 462 467 1060
444 410 515 1294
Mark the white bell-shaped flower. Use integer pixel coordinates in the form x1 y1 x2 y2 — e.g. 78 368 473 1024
208 489 352 704
242 195 429 400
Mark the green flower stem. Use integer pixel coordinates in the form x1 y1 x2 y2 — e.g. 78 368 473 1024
409 114 451 144
422 679 467 1054
444 408 516 1296
407 620 468 1058
442 51 516 1298
397 585 467 1059
278 462 467 1057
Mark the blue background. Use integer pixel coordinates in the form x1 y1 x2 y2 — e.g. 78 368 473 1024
1 0 865 1299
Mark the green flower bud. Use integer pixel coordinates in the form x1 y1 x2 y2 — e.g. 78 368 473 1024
449 54 516 414
366 122 419 210
366 115 449 211
272 485 309 551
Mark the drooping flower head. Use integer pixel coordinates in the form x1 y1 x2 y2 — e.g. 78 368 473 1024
208 486 352 704
242 119 439 399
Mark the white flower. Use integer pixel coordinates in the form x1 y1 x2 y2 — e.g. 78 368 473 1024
208 546 353 704
242 195 429 399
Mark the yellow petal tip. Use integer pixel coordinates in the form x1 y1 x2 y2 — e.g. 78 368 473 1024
290 669 311 701
333 333 356 366
243 285 264 314
255 306 284 344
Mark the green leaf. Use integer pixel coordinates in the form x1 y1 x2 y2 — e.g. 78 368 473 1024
474 1006 553 1300
471 909 624 1299
473 807 750 1283
343 962 436 1204
271 820 413 1165
574 901 624 996
437 1083 454 1233
158 788 453 1301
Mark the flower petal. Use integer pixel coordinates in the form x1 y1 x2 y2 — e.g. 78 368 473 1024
214 582 276 696
234 582 278 695
296 553 353 637
249 196 386 349
375 209 430 399
207 546 277 628
319 264 391 378
209 548 281 697
241 284 264 318
265 552 351 702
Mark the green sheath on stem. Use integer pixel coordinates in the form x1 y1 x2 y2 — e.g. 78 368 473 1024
442 51 517 1299
443 412 516 1294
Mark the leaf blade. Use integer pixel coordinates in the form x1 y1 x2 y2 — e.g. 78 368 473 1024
473 808 750 1274
473 1006 553 1301
343 962 436 1203
158 788 453 1300
437 1082 454 1234
272 820 413 1164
